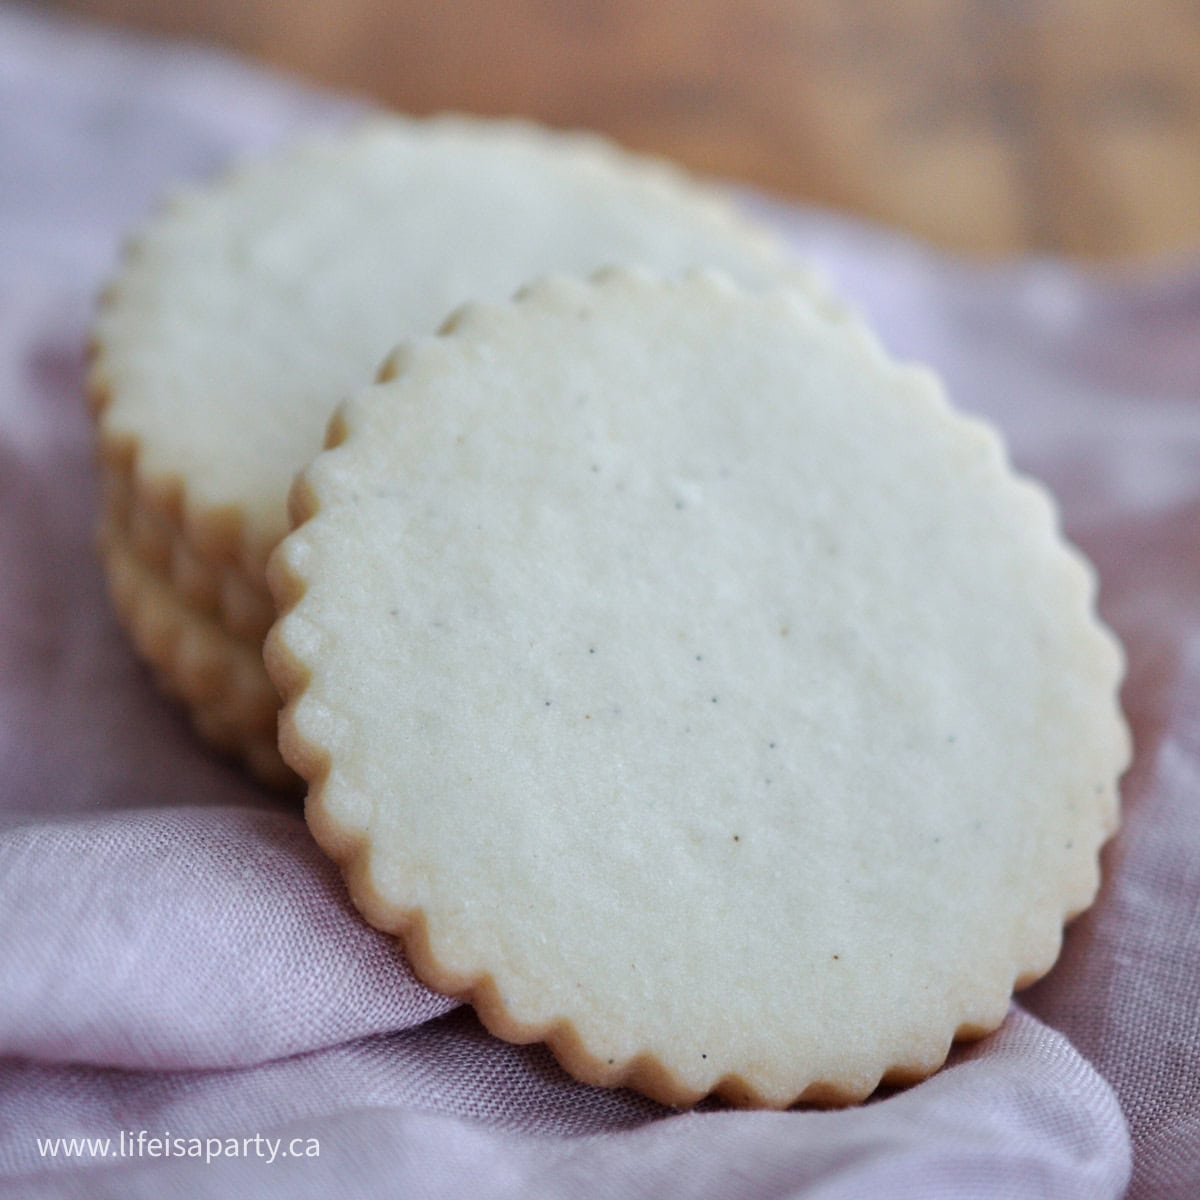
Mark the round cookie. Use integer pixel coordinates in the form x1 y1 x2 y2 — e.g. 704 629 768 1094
265 270 1129 1108
89 114 843 592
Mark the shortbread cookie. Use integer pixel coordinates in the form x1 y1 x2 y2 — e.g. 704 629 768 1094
102 465 275 641
265 270 1129 1108
89 114 843 593
98 520 294 789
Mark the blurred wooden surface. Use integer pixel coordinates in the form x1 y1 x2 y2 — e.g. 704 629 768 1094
43 0 1200 260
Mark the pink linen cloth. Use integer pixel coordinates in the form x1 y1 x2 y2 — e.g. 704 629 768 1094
1 5 1197 1196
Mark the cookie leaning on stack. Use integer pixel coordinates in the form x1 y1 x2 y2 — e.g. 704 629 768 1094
265 269 1130 1107
88 115 841 786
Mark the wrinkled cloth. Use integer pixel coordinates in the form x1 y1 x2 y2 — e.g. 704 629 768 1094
1 5 1197 1197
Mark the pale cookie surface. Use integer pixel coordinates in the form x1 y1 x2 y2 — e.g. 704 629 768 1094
90 114 838 587
266 271 1129 1108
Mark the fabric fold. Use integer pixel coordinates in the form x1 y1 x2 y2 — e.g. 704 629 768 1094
0 1011 1129 1199
0 807 455 1070
2 5 1198 1197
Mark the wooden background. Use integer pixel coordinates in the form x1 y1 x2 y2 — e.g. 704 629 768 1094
42 0 1200 260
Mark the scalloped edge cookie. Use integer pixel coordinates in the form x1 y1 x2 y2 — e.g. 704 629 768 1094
265 270 1129 1108
88 112 845 594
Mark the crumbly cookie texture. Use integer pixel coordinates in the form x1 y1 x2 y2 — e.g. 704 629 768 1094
266 270 1129 1108
89 113 842 591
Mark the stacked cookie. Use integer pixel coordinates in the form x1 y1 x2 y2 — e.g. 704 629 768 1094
90 115 1130 1107
89 116 837 789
